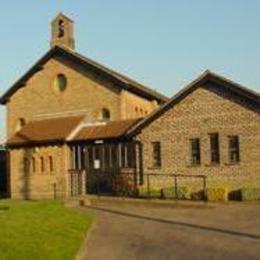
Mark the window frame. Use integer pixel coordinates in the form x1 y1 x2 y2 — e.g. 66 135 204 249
49 156 54 172
151 141 162 168
54 74 67 92
190 138 201 165
40 156 45 173
101 108 110 121
228 135 240 164
209 133 220 164
31 157 36 173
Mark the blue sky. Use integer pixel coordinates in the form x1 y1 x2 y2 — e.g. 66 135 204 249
0 1 260 138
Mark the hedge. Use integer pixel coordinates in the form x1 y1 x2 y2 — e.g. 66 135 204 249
139 186 190 199
206 187 228 201
241 187 260 201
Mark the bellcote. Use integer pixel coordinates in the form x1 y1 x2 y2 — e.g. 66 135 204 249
50 13 75 50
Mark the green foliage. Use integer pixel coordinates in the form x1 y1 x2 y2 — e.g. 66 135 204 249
206 187 228 201
113 174 138 197
241 187 260 201
164 186 191 199
139 186 190 199
0 200 94 260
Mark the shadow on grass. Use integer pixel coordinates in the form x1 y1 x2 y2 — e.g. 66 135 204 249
86 205 260 241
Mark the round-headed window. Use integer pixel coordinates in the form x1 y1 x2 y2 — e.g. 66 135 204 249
54 74 67 92
101 108 110 121
15 118 26 132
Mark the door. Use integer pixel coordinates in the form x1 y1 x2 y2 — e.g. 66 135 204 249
86 144 119 194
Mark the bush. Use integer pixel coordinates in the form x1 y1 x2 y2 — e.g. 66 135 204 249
138 186 190 199
163 186 191 199
241 187 260 201
206 187 228 201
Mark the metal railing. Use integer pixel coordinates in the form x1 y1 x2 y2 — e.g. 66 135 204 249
145 173 207 200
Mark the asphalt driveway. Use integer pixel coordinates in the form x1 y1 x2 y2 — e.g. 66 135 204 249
80 200 260 260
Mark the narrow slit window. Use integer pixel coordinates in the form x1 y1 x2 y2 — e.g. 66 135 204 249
190 138 201 165
49 156 54 172
101 108 110 121
23 158 30 172
40 157 45 172
209 133 220 164
32 157 36 173
228 136 240 163
152 142 162 168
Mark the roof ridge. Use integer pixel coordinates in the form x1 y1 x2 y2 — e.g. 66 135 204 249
127 70 260 136
0 46 169 104
70 49 169 101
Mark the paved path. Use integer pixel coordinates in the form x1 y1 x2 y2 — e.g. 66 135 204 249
81 201 260 260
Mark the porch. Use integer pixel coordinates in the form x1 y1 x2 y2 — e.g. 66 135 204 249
68 140 143 197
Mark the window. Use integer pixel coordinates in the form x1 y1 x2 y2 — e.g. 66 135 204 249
135 107 138 116
228 136 240 163
31 157 36 173
15 118 26 132
152 142 161 168
101 108 110 121
209 133 220 164
54 74 67 92
70 145 85 170
23 158 30 172
190 138 201 165
40 157 45 172
49 156 54 172
121 143 135 168
58 19 65 38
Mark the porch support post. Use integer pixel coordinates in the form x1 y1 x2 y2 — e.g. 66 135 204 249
81 170 87 195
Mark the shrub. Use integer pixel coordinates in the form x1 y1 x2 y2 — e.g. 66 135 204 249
163 186 191 199
241 187 260 201
138 186 190 199
138 187 161 198
206 187 228 201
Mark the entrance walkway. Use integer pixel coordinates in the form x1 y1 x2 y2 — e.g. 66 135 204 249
80 201 260 260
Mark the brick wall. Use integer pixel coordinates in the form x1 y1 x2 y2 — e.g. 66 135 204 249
120 90 158 119
6 55 158 199
7 56 156 138
137 84 260 191
9 145 69 199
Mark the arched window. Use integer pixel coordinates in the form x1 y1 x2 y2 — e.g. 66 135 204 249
58 19 65 38
49 156 54 172
135 107 138 115
40 157 45 172
31 157 36 173
101 108 110 121
15 118 26 132
54 74 67 92
23 158 30 172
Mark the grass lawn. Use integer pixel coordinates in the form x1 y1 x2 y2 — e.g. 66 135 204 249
0 200 94 260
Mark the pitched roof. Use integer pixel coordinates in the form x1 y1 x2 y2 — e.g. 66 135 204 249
71 118 141 142
0 46 168 104
127 70 260 136
7 115 85 147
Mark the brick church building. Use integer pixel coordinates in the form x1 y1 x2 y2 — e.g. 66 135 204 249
1 14 259 199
